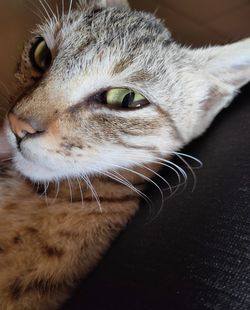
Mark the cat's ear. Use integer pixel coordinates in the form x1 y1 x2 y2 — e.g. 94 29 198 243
78 0 130 9
192 38 250 110
202 38 250 89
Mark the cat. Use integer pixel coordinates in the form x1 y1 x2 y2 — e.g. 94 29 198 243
0 0 250 308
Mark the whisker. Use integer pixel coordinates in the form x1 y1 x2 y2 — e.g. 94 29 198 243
76 177 84 207
51 180 60 205
67 177 73 204
132 161 173 196
43 0 58 22
56 4 60 21
25 1 45 22
67 0 73 23
103 170 151 204
62 0 65 16
107 162 165 210
43 180 49 206
38 0 52 22
80 174 102 211
174 151 203 169
174 153 197 192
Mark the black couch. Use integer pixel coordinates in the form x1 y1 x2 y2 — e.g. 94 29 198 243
62 83 250 310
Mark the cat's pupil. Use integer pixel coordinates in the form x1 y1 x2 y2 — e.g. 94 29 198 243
41 48 51 68
122 92 135 108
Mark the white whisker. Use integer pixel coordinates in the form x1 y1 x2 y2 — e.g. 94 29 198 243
80 174 102 211
67 177 73 204
51 180 60 205
76 177 84 207
38 0 52 22
43 181 49 206
174 153 197 192
107 162 165 210
62 0 65 16
67 0 73 23
43 0 58 22
174 152 203 169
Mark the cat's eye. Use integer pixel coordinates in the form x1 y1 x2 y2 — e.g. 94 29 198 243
30 38 52 72
105 88 149 109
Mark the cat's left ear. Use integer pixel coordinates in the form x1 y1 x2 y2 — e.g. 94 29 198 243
191 38 250 110
201 38 250 89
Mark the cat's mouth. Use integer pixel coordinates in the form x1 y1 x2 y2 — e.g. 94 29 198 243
4 125 57 181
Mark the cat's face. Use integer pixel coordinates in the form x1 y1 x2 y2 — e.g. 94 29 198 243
5 0 250 182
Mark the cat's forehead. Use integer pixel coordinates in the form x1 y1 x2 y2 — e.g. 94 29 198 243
36 7 172 66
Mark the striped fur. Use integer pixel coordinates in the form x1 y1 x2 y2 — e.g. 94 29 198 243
1 0 250 308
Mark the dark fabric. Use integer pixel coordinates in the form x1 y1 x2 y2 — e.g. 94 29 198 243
62 83 250 310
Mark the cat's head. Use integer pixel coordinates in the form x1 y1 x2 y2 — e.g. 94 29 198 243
5 0 250 182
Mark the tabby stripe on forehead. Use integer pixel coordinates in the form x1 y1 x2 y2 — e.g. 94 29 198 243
112 57 134 75
127 70 154 83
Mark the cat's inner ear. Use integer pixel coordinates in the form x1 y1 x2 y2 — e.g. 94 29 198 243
192 38 250 111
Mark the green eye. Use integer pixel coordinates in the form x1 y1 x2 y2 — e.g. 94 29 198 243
30 38 52 72
105 88 149 109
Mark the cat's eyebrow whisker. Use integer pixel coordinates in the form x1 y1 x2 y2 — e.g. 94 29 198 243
26 1 46 22
56 4 60 21
67 0 73 23
61 0 65 17
38 0 53 23
43 0 58 23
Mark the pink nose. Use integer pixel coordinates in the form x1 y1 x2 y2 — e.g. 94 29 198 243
8 112 37 139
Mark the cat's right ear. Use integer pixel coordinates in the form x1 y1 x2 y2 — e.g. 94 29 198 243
78 0 130 9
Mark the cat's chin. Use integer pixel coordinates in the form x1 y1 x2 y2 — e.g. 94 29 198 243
14 152 59 182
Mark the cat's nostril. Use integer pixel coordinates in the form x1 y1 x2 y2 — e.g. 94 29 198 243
8 112 41 139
